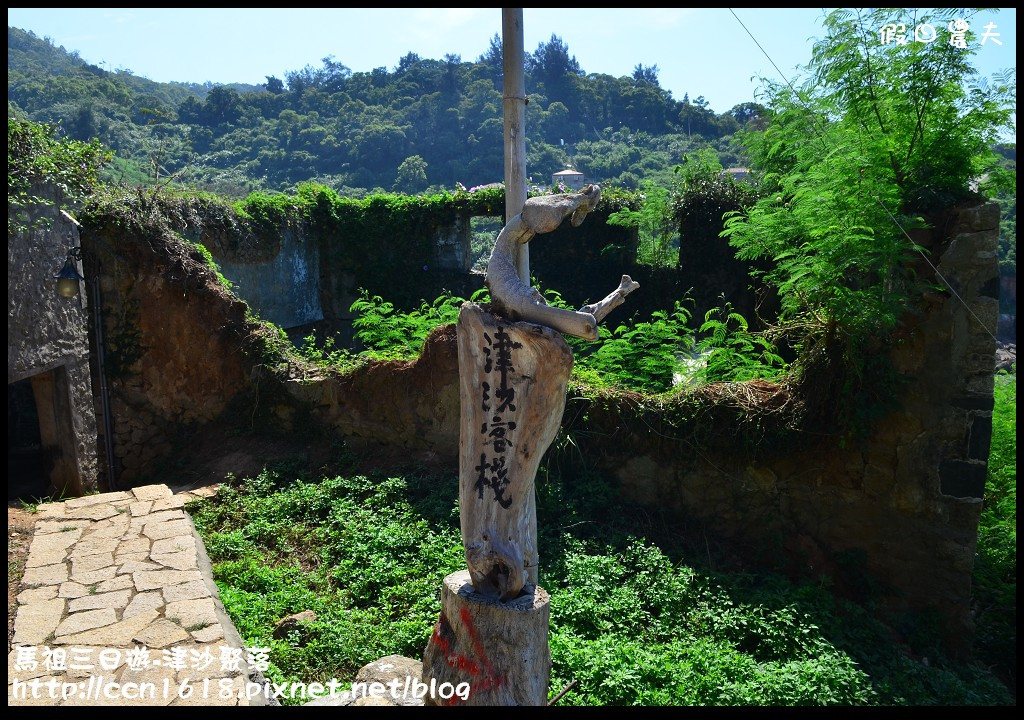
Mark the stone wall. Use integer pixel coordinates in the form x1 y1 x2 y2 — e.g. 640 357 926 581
82 197 256 487
203 197 764 338
278 200 1000 655
561 199 1001 656
71 192 999 655
8 192 100 495
284 324 461 456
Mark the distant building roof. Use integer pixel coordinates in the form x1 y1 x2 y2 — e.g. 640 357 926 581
722 167 751 182
553 169 584 177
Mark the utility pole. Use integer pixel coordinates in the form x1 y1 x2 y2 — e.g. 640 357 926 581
502 8 529 285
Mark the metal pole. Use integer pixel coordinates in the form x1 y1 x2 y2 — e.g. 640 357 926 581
502 8 529 284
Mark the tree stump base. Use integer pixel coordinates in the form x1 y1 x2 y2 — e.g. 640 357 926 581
422 570 551 706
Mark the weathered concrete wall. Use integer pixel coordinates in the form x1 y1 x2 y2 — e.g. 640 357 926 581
212 225 324 331
284 323 461 456
205 212 477 333
567 199 1001 656
8 192 100 494
433 216 473 272
998 269 1015 342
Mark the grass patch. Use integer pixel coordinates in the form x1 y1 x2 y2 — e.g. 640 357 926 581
189 452 1013 706
17 498 42 514
972 369 1016 694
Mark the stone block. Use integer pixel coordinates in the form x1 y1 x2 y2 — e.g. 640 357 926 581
58 581 90 598
68 589 132 612
70 552 115 574
94 574 135 593
22 563 69 587
16 586 58 604
70 565 117 585
131 484 173 501
143 520 193 540
12 599 65 645
53 609 159 646
165 598 218 630
33 519 92 535
133 619 192 649
123 591 165 619
151 535 196 556
55 608 117 637
129 501 153 517
133 569 204 591
69 537 120 557
939 459 987 499
162 579 210 604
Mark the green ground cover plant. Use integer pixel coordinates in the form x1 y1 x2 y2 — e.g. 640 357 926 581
340 285 788 393
188 450 1013 706
972 369 1016 692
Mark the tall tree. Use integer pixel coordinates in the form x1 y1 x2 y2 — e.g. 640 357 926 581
477 32 503 88
632 63 660 86
724 7 1015 363
264 75 285 94
394 154 428 193
526 34 583 104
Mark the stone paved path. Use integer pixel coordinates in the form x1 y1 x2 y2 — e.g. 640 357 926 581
8 485 269 706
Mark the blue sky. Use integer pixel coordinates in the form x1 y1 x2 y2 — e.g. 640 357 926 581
7 7 1016 117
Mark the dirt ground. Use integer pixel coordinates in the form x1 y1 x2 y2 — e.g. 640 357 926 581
7 503 35 654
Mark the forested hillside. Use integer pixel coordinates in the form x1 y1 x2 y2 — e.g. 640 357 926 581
8 26 763 198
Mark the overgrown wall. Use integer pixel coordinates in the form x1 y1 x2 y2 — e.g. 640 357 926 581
80 192 261 486
76 191 999 656
206 191 760 337
286 199 1001 655
8 188 100 495
567 200 1001 655
214 224 324 330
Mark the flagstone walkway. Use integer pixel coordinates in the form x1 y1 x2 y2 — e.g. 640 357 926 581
8 484 270 706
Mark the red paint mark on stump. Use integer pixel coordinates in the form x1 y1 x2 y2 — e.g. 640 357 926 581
426 607 508 704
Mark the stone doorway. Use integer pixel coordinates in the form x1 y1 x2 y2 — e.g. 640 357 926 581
6 366 83 502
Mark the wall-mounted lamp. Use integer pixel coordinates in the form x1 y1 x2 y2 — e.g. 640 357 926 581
55 245 84 298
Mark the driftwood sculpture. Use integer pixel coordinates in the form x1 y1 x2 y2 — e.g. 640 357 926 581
458 185 640 601
485 184 640 341
422 184 639 705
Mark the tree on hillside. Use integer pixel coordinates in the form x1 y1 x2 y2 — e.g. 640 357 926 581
394 154 428 194
9 20 772 195
632 63 660 86
201 86 241 127
264 75 285 94
677 94 716 137
396 52 421 74
728 101 767 130
477 33 503 89
527 34 584 104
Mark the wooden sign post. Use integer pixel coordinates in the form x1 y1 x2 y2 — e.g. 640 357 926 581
421 8 638 706
421 187 638 705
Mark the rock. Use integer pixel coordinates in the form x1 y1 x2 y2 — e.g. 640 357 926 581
303 654 425 707
995 342 1016 373
272 610 317 639
354 655 425 707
